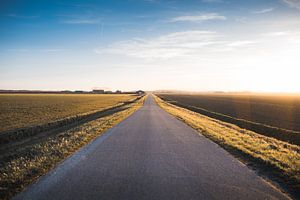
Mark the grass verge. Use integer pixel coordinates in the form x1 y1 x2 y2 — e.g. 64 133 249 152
0 95 146 200
154 95 300 199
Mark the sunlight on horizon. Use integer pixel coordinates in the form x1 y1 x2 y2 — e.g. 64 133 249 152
1 0 300 93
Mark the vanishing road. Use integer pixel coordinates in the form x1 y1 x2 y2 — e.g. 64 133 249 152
14 95 289 200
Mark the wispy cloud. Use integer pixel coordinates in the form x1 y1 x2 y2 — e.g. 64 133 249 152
202 0 223 3
39 49 66 52
58 3 93 9
261 31 300 40
169 13 226 23
95 30 256 59
6 14 39 19
262 31 292 36
7 49 29 52
6 48 66 53
235 17 248 23
95 31 219 59
144 0 157 2
61 19 99 24
252 8 274 14
227 41 258 47
281 0 300 10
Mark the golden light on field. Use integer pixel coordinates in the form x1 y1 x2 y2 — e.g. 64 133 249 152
0 94 135 132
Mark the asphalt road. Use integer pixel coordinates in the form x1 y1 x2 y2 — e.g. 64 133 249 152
14 95 289 200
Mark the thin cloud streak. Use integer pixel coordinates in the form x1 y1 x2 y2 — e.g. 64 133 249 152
169 13 226 23
95 31 220 59
39 49 66 52
6 14 39 19
61 19 100 24
227 41 258 47
262 31 292 36
95 30 257 59
252 8 274 14
202 0 223 3
5 49 66 53
7 49 29 52
281 0 300 10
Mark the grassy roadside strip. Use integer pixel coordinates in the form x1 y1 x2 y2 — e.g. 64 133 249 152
154 95 300 198
0 95 146 200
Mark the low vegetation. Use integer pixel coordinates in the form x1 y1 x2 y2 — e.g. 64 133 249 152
154 95 300 197
0 96 146 200
0 94 136 133
158 93 300 145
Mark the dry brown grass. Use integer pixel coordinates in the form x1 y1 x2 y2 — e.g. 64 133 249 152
0 96 146 200
157 93 300 145
154 95 300 197
159 93 300 131
157 93 300 131
0 94 136 132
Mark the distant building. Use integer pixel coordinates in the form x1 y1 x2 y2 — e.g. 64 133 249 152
136 90 145 95
62 90 73 94
93 89 105 94
105 91 113 94
74 90 84 93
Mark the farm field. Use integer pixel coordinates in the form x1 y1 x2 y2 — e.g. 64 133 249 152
157 93 300 131
0 94 136 133
157 93 300 145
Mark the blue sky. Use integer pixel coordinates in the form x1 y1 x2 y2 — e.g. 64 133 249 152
1 0 300 92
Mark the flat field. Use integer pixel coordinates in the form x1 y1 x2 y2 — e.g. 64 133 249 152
0 94 136 132
157 93 300 131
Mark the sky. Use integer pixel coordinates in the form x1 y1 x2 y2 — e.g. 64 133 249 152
1 0 300 92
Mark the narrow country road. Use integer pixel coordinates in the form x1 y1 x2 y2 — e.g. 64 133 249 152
14 95 289 200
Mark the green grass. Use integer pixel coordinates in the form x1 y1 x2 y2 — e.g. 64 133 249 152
0 94 136 132
0 95 146 200
154 95 300 197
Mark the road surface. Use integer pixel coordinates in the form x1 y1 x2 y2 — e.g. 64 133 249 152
14 95 289 200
